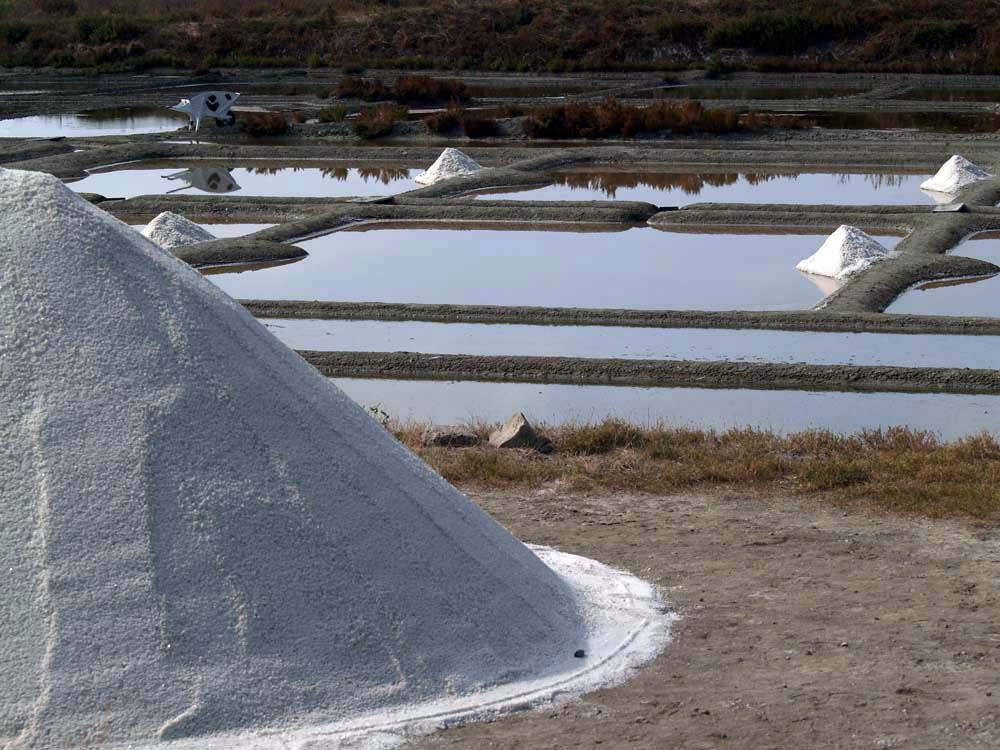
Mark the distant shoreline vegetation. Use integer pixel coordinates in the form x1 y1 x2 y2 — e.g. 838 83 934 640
1 1 999 74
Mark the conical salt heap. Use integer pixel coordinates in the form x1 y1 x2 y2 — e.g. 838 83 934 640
414 147 482 185
0 169 668 748
796 225 893 279
920 154 992 195
142 210 215 249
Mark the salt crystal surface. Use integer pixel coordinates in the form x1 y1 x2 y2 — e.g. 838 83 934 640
142 210 215 249
0 168 670 749
796 225 893 279
920 154 992 195
414 147 482 185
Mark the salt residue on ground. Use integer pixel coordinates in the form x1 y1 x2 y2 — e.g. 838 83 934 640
796 225 894 279
0 167 671 749
142 210 215 248
414 147 483 185
920 154 992 195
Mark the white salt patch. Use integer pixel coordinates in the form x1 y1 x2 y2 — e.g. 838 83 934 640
0 168 671 749
920 154 992 195
414 147 482 185
142 210 215 249
796 225 893 279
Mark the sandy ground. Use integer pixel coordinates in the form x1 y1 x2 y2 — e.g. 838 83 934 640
414 488 1000 749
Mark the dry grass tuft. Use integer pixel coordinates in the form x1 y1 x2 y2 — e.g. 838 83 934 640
386 418 1000 521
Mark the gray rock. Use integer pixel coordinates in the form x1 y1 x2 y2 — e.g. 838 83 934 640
489 412 541 450
423 425 481 448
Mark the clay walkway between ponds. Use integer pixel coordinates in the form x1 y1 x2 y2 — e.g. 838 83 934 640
414 488 1000 750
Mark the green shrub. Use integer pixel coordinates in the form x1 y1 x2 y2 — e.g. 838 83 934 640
306 52 323 68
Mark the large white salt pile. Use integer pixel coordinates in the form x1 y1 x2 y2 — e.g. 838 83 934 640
796 225 893 279
414 147 483 185
142 210 215 249
0 168 670 749
920 154 992 195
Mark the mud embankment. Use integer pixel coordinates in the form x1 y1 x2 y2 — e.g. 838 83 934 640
301 350 1000 395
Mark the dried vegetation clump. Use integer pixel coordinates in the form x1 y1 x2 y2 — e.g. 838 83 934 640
389 418 1000 520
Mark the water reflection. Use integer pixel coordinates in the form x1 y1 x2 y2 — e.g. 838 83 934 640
889 235 1000 316
335 379 998 439
480 171 934 205
69 163 420 198
200 257 305 276
0 106 187 138
799 271 846 298
206 227 901 311
164 167 241 194
553 171 915 199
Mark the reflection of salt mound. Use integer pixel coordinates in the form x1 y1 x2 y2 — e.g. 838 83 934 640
142 210 215 249
414 147 482 185
796 225 892 279
920 154 992 195
1 169 669 748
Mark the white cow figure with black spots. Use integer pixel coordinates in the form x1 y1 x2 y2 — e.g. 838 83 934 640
171 91 240 131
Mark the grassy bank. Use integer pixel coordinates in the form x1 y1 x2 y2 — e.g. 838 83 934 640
5 1 1000 73
388 418 1000 521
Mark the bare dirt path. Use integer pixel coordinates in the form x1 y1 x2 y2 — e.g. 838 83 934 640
415 488 1000 749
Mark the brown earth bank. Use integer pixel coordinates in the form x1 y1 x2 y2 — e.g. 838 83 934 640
413 486 1000 750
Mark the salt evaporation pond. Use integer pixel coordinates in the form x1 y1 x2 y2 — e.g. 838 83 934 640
889 234 1000 317
70 161 421 198
262 319 1000 370
479 171 936 204
637 85 866 100
336 379 998 440
209 227 902 311
0 106 188 137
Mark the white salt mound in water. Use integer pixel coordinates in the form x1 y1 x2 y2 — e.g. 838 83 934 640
414 147 483 185
142 210 215 249
920 154 992 195
0 168 669 749
796 225 893 280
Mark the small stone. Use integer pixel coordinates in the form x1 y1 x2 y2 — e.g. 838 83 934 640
422 426 480 448
574 649 586 659
489 412 541 450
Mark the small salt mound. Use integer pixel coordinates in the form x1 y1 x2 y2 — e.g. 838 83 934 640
920 154 992 195
1 168 669 749
796 225 892 279
414 147 482 185
142 210 215 249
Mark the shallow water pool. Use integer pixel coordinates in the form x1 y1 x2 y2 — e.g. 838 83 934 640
334 379 998 439
70 161 422 198
0 107 188 138
888 234 1000 317
262 319 1000 370
477 171 935 205
209 227 901 311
